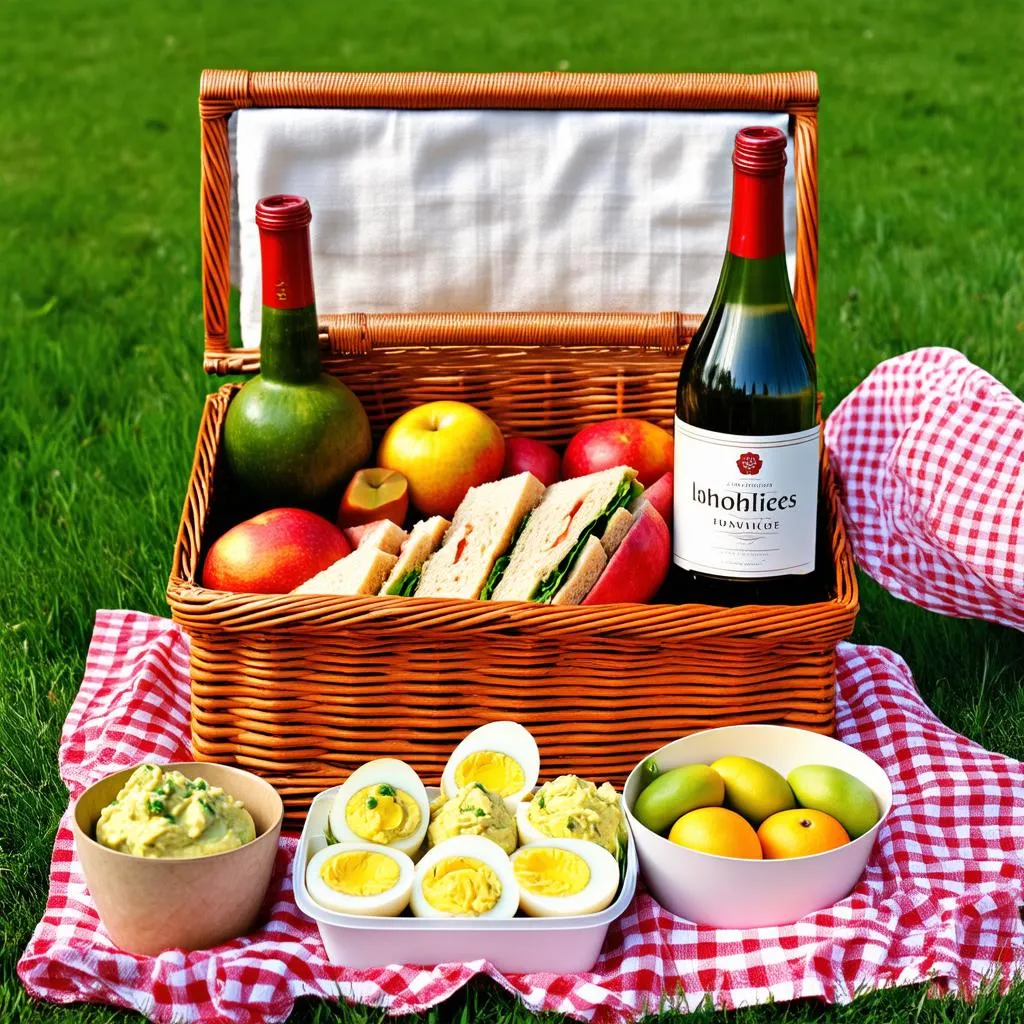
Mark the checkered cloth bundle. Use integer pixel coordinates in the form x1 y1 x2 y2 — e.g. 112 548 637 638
18 610 1024 1023
825 346 1023 630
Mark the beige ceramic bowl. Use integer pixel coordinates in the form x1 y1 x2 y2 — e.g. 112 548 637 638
623 725 893 929
71 761 284 955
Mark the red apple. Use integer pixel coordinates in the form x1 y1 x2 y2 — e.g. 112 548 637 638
635 470 673 530
502 437 561 486
563 418 673 487
378 401 505 518
201 508 350 593
582 503 670 604
339 467 410 529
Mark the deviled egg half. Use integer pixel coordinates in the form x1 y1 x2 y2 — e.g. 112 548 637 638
440 721 540 808
510 838 619 918
517 774 626 859
410 834 519 919
306 841 415 917
328 758 430 858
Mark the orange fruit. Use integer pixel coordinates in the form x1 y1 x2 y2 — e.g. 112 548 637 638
667 807 763 859
757 808 850 859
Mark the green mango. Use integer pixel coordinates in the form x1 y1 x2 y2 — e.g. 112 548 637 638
787 764 881 839
632 764 724 835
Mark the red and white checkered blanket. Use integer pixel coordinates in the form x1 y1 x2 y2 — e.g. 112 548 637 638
17 609 1024 1023
825 346 1024 631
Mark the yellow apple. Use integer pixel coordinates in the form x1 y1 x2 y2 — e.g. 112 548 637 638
377 401 505 517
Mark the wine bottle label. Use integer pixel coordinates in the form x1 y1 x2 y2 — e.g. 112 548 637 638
673 420 820 578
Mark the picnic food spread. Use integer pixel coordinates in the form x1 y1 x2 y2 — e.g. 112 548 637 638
94 764 256 859
22 68 1024 1022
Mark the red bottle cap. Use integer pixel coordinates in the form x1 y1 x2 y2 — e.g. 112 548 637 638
256 195 315 309
255 194 312 232
732 126 788 177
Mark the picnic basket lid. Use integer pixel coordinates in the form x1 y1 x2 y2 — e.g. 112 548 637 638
199 70 819 375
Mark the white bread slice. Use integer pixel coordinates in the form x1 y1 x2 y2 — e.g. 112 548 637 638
549 536 607 605
600 507 634 558
415 472 546 600
490 466 637 603
380 515 451 596
292 545 398 596
355 519 408 555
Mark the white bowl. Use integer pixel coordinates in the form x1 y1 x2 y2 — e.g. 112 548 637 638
623 725 893 929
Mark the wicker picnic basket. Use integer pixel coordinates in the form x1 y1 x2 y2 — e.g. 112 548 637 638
168 69 859 827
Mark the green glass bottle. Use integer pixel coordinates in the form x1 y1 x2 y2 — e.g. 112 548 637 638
672 127 821 606
223 195 371 509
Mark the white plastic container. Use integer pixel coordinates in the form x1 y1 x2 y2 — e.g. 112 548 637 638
623 725 893 929
293 786 638 972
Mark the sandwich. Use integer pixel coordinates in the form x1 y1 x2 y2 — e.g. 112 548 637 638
380 515 451 596
487 466 642 604
292 543 399 597
413 472 546 600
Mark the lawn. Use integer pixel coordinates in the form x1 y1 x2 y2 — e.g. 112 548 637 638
1 0 1022 1021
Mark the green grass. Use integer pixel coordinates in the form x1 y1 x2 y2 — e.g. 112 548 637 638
2 0 1023 1021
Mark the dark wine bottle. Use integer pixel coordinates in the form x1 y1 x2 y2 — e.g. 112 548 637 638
222 195 371 510
671 127 820 606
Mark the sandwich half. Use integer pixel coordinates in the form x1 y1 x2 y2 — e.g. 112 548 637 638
488 466 641 604
414 472 546 600
380 515 451 596
292 544 398 597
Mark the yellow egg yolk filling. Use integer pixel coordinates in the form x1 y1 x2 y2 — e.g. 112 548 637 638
421 856 502 915
346 784 421 844
320 850 401 897
454 751 525 797
513 847 591 897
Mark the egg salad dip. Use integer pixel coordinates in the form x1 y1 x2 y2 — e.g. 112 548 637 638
521 775 626 858
95 765 255 859
345 783 422 847
428 782 517 854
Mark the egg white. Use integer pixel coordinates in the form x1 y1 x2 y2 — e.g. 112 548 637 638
305 841 414 917
509 838 619 918
328 758 430 857
440 721 540 808
410 834 519 919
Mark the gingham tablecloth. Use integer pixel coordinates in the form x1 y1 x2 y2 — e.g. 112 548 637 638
825 346 1024 631
17 609 1024 1023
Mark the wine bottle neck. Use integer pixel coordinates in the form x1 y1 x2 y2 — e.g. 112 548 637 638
258 222 321 383
727 167 785 261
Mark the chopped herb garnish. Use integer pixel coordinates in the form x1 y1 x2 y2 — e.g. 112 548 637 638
164 814 176 822
199 798 214 814
378 784 396 797
144 765 155 772
193 779 207 791
538 795 545 809
366 796 379 810
156 782 172 796
147 797 165 815
474 808 486 817
474 782 486 792
566 817 576 831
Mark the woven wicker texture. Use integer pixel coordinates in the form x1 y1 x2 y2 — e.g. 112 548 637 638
170 69 856 827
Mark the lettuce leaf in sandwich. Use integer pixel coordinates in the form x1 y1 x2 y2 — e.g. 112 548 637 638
532 477 642 603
